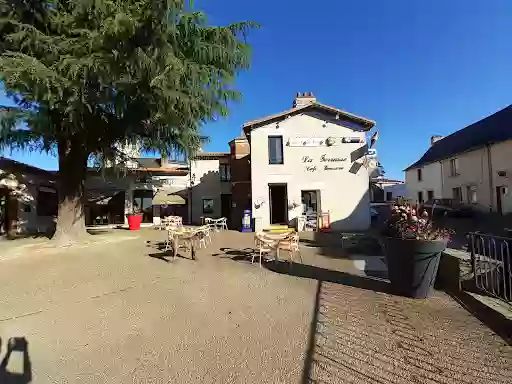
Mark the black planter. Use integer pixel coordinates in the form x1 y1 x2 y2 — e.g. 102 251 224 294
384 237 447 299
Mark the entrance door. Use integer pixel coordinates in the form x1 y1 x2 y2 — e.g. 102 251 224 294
0 188 7 235
496 186 504 215
269 184 288 224
221 194 232 225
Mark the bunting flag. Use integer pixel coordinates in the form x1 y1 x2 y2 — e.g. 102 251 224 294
369 130 379 148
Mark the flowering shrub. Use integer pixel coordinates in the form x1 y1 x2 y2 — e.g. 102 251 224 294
383 198 454 241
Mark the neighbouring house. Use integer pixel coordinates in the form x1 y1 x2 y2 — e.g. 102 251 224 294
405 105 512 214
85 145 231 227
243 92 376 232
371 177 406 202
0 157 58 237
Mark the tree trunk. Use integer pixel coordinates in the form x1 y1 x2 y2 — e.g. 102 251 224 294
51 139 89 245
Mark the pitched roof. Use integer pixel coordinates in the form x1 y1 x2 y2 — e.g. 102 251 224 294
135 158 161 169
0 157 57 180
372 178 404 184
242 102 375 132
193 152 230 160
405 105 512 171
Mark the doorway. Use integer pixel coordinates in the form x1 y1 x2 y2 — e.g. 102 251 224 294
496 186 505 215
221 194 232 225
269 184 288 224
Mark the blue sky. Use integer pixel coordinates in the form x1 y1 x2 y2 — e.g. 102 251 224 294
2 0 512 180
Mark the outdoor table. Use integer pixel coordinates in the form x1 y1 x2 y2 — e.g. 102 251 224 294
258 231 295 262
170 227 198 260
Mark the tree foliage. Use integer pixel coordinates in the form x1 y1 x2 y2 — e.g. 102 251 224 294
0 0 256 158
0 0 256 241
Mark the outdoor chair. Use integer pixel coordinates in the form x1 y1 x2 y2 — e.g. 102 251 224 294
194 227 208 249
164 227 175 252
278 233 302 264
202 224 213 244
218 217 228 231
253 232 278 267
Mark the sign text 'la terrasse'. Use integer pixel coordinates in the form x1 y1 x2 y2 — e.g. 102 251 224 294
302 154 347 172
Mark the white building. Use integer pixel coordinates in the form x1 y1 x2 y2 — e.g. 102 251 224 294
371 177 407 202
243 92 376 232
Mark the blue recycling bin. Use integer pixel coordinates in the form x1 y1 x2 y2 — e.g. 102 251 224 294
241 209 252 232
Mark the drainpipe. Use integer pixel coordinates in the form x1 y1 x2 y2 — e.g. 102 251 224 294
188 156 193 225
439 161 444 198
486 144 493 212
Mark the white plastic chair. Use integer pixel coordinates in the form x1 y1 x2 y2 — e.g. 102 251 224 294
219 217 228 230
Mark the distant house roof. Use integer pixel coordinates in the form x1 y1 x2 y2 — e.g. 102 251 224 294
135 158 162 169
405 105 512 171
0 157 57 180
372 178 404 184
242 102 375 132
193 152 230 160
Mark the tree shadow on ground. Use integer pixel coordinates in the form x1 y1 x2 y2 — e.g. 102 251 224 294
0 337 32 384
211 247 258 262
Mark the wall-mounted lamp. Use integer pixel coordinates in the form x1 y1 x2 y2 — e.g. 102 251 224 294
254 198 266 209
288 201 300 210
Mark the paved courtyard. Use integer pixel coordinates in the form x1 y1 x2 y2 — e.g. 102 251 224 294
0 229 511 383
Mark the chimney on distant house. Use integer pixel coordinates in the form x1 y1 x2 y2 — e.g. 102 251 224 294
430 135 444 146
293 91 317 108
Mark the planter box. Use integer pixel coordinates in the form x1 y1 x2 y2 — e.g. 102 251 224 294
384 237 447 299
127 214 143 231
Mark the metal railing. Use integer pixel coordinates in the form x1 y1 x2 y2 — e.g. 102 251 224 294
468 232 512 303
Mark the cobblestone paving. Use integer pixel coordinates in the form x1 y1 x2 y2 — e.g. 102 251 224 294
308 282 512 384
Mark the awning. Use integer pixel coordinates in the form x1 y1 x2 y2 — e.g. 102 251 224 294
85 190 122 205
152 187 187 205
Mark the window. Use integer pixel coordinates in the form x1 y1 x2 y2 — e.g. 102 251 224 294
219 164 231 182
452 187 462 202
203 198 214 214
386 191 393 201
268 136 284 164
36 188 58 217
427 190 434 201
417 168 422 181
418 191 424 204
449 158 459 176
467 185 477 204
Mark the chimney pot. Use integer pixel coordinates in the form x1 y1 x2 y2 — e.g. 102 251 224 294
430 135 444 146
293 91 317 108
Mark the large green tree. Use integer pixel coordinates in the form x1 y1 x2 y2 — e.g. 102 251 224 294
0 0 256 244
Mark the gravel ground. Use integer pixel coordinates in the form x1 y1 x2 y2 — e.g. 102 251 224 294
0 229 511 383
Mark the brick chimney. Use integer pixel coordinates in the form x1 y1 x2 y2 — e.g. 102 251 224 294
430 135 444 146
293 91 317 108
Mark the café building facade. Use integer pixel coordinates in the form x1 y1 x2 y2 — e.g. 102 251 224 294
243 92 376 232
